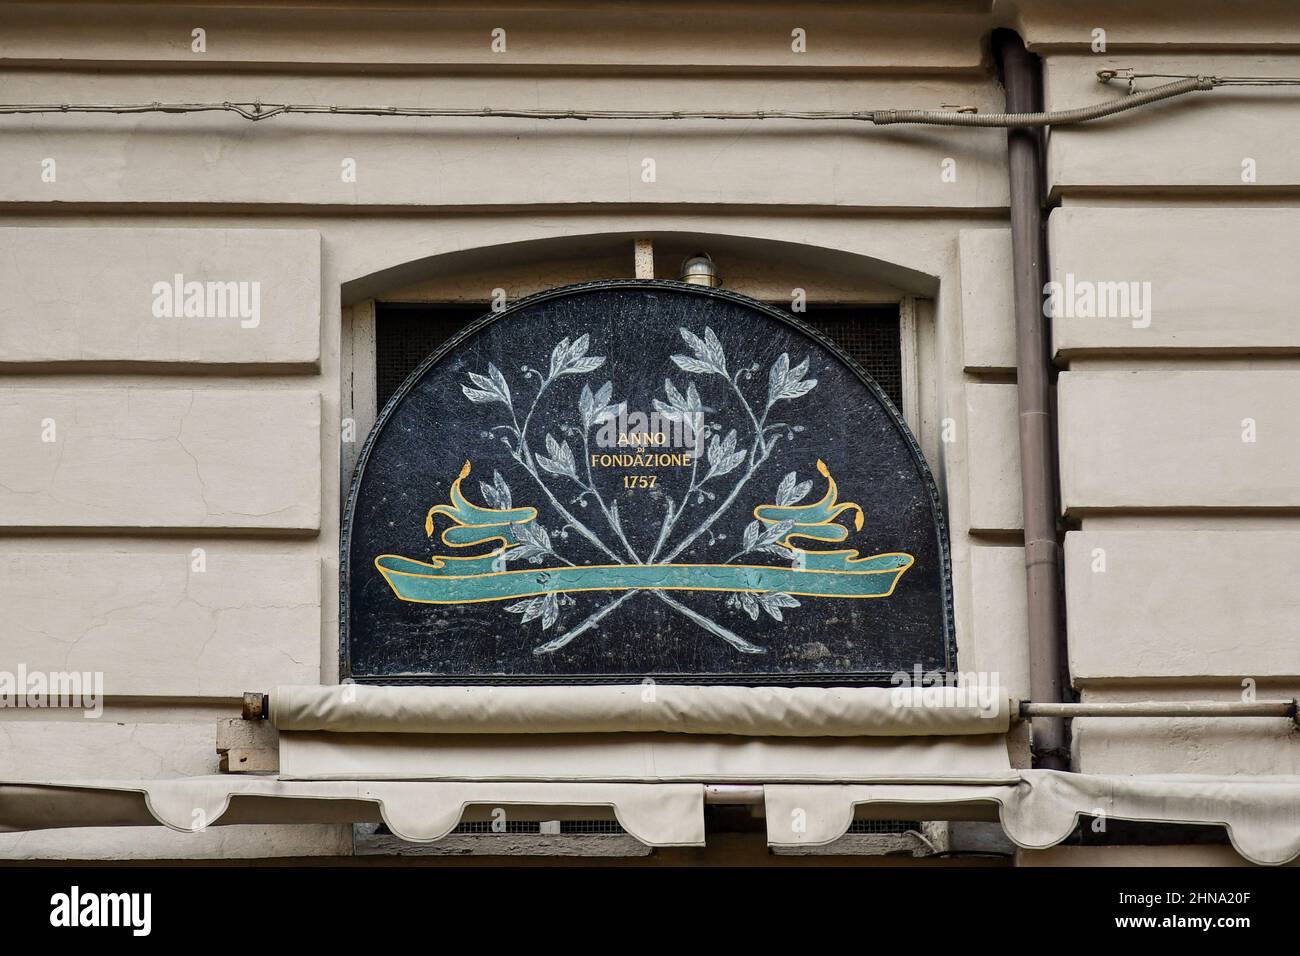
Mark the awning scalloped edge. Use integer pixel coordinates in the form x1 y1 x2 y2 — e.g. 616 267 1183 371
764 771 1300 866
0 778 706 848
6 772 1300 864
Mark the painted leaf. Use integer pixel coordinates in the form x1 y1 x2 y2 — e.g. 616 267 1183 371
564 356 607 375
769 353 818 402
768 353 790 405
775 471 812 506
548 337 572 379
719 428 738 459
702 327 727 374
706 429 743 478
580 381 616 428
504 543 543 564
535 455 564 476
664 378 686 410
715 450 746 478
463 364 512 406
679 327 709 359
506 519 551 564
596 401 625 425
777 377 818 401
652 398 682 423
492 470 513 510
670 354 717 375
487 363 512 406
756 519 795 549
674 327 724 375
549 333 605 378
462 385 503 405
784 480 812 506
541 592 559 630
558 440 576 474
520 597 546 624
756 591 801 622
512 519 550 551
505 595 550 623
656 377 701 423
537 434 577 477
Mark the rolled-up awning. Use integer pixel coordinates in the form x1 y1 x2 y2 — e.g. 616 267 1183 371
268 684 1013 736
276 730 1016 783
268 684 1017 784
9 686 1298 863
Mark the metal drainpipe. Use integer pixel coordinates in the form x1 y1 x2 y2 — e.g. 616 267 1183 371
994 30 1069 771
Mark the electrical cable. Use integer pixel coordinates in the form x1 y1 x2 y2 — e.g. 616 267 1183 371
0 73 1296 128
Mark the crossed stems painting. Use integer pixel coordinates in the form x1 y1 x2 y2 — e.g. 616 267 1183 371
444 326 839 655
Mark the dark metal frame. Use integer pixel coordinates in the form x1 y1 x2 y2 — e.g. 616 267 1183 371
340 279 955 685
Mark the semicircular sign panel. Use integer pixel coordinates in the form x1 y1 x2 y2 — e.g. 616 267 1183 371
344 281 953 684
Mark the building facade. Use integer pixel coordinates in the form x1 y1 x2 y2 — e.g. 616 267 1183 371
2 0 1299 866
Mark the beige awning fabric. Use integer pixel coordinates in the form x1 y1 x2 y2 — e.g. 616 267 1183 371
269 684 1012 736
277 731 1017 783
8 772 1300 863
0 778 705 847
764 772 1300 866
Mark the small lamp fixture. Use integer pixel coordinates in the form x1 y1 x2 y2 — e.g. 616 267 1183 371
678 253 722 288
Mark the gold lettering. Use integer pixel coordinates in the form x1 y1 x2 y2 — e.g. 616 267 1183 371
589 451 693 469
617 432 668 447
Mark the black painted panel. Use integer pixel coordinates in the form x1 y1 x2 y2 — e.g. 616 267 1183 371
343 281 953 684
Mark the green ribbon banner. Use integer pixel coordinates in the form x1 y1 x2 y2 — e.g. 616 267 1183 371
376 459 915 606
375 551 914 605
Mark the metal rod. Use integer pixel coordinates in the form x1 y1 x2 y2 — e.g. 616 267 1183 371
996 31 1069 772
1021 700 1298 720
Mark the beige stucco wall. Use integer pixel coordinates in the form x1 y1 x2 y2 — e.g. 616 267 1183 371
0 0 1295 862
1036 19 1300 779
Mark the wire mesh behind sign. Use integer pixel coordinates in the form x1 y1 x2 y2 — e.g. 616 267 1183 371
376 302 903 412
